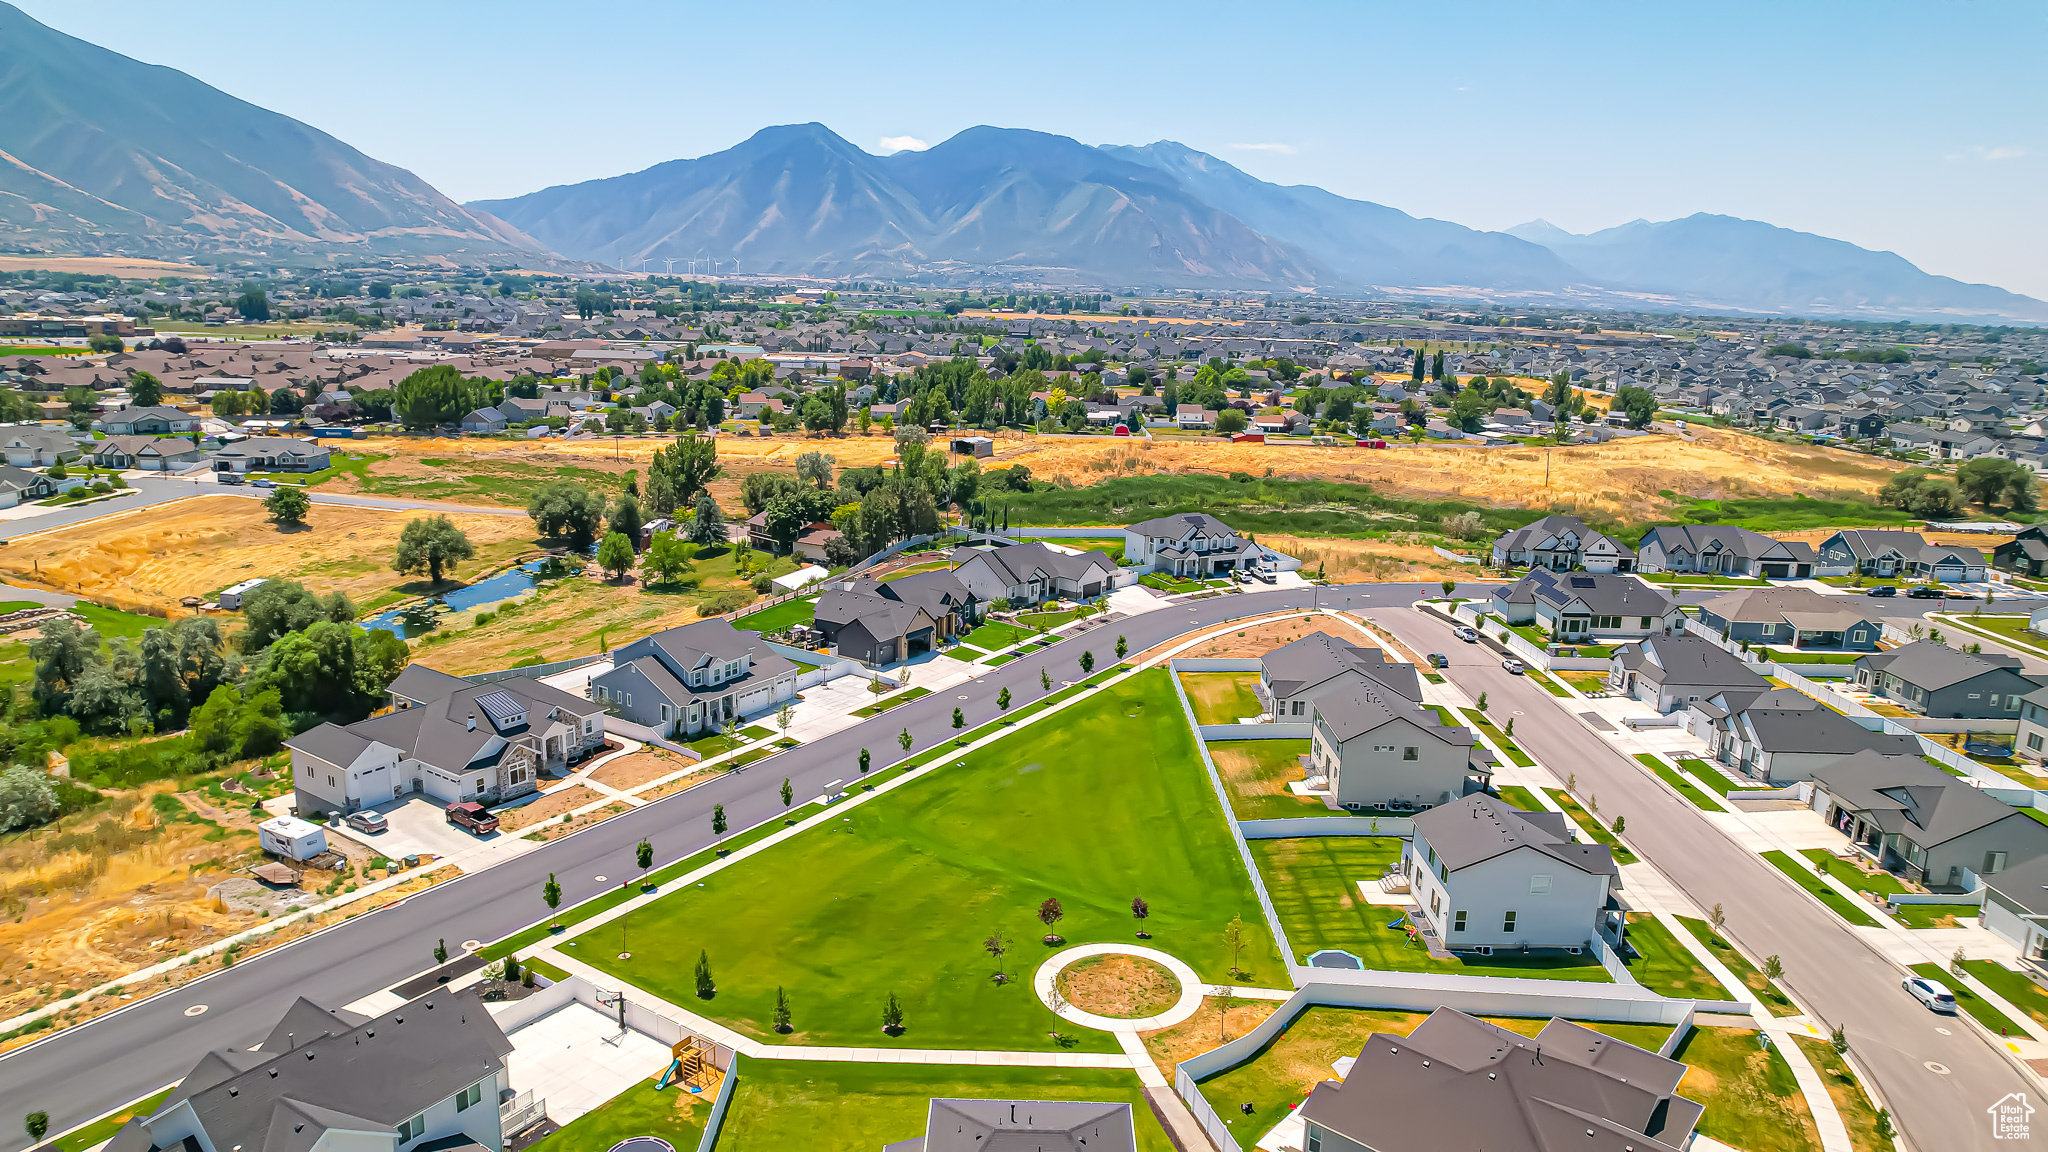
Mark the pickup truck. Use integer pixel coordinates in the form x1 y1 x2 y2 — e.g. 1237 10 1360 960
445 801 499 835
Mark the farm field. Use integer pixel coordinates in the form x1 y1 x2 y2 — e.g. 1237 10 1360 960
575 670 1282 1052
0 495 534 614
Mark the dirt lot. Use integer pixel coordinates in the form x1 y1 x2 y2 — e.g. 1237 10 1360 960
408 574 729 675
531 800 631 841
0 495 536 613
1141 995 1286 1079
589 751 691 791
498 784 605 832
1058 954 1182 1019
1145 613 1358 662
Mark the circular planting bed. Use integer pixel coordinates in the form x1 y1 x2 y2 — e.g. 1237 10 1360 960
1057 954 1183 1020
608 1139 675 1152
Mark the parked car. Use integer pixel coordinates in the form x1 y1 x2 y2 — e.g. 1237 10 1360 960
215 471 245 486
1907 585 1946 599
251 478 275 488
445 801 499 835
1865 585 1897 597
1453 626 1479 643
1501 658 1526 674
345 810 388 834
1427 653 1449 668
1903 975 1957 1014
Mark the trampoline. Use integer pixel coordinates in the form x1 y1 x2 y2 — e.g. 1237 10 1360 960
609 1139 676 1152
1306 948 1364 970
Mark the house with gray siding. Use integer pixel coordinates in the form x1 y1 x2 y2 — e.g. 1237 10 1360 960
1404 794 1618 955
1853 641 2039 719
1487 569 1682 642
1813 750 2048 890
949 542 1117 605
1815 529 1988 581
1634 524 1816 578
1981 852 2048 962
1489 514 1636 573
1710 698 1916 784
1608 635 1770 713
1309 677 1490 811
1261 630 1420 722
1693 586 1884 651
591 617 798 735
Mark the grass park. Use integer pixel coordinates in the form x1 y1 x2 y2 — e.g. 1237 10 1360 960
576 670 1282 1051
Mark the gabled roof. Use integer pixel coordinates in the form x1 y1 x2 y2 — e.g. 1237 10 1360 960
815 587 934 642
1315 677 1473 748
1695 586 1879 632
1125 512 1237 539
1492 514 1637 559
1857 640 2031 692
1732 707 1916 757
1814 750 2048 851
1613 636 1769 691
951 542 1116 586
1413 794 1617 878
1263 630 1421 703
1500 569 1675 618
1639 524 1816 563
283 722 377 769
895 1099 1137 1152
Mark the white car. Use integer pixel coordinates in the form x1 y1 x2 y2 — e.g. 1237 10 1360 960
1501 658 1526 674
1903 975 1957 1014
1454 626 1479 643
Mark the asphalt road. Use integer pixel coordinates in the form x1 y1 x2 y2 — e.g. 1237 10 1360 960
1373 607 2032 1152
0 581 1422 1149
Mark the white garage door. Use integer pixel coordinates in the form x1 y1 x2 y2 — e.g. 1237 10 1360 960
739 686 775 714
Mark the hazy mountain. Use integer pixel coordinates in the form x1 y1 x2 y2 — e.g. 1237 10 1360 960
1101 141 1578 291
1507 214 2048 324
0 2 552 264
475 124 1323 287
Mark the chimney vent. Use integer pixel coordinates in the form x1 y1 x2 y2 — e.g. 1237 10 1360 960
467 713 476 731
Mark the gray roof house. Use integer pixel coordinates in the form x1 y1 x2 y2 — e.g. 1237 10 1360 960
813 570 976 665
1299 1007 1700 1152
1634 524 1818 578
287 667 604 816
1854 641 2038 719
1693 586 1884 651
1978 852 2048 962
1813 750 2048 890
1709 697 1917 784
1309 675 1490 812
592 617 799 736
1261 630 1421 722
103 987 514 1152
93 433 202 471
1816 529 1988 581
882 1099 1135 1152
1404 794 1619 955
949 542 1118 605
95 405 200 435
0 464 56 509
1487 569 1682 642
1122 513 1283 577
211 435 332 473
1609 635 1771 714
1489 514 1637 573
0 424 80 467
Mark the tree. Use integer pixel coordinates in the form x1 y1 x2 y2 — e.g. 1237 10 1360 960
1710 903 1727 937
264 485 310 526
984 929 1011 975
236 289 271 321
0 766 57 833
238 579 355 652
997 686 1012 713
609 493 645 548
393 515 474 585
952 706 964 732
898 726 913 752
642 530 697 585
1224 915 1249 977
780 776 794 809
25 1112 48 1142
1830 1024 1848 1054
711 803 728 839
795 450 836 488
88 332 124 353
1215 408 1249 434
1038 897 1064 937
542 873 562 916
527 480 606 551
1476 691 1487 711
1441 579 1457 597
636 837 654 882
694 949 716 998
881 991 904 1034
597 532 636 580
128 370 164 408
1132 895 1150 936
1958 457 2038 511
858 747 871 775
1612 385 1657 428
1115 634 1127 659
687 495 727 547
1079 650 1095 674
773 986 792 1033
1040 667 1052 692
434 938 448 964
1763 954 1784 982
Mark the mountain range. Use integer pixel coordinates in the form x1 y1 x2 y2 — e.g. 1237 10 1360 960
0 1 2040 323
0 2 550 266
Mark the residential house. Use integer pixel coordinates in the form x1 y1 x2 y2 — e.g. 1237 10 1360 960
1174 406 1213 429
93 434 202 471
1608 635 1771 713
882 1100 1134 1152
1979 853 2048 963
793 523 844 563
0 464 57 508
1298 1008 1700 1152
1813 750 2048 890
2019 685 2048 764
1816 529 1988 582
1693 586 1884 651
1994 525 2048 578
1308 675 1491 811
591 618 800 735
1488 514 1637 573
211 436 332 473
95 405 198 435
1261 630 1421 723
1123 512 1285 577
0 425 79 467
101 988 516 1152
949 542 1119 605
1852 641 2038 719
1487 570 1682 642
1404 794 1619 955
814 570 978 665
1711 697 1916 784
462 407 509 433
1634 525 1818 578
286 666 605 816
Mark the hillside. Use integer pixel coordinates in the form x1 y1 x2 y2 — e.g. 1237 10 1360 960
0 2 555 265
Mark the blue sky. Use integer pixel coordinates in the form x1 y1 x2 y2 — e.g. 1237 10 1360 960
20 0 2046 299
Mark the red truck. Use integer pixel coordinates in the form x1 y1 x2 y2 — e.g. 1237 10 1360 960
445 801 499 835
1231 432 1265 443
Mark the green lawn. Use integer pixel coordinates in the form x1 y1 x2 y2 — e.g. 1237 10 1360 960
1542 789 1637 863
1674 758 1739 796
578 670 1282 1051
1895 903 1983 929
523 1080 708 1152
74 601 166 642
961 621 1033 651
1942 614 2048 657
51 1087 175 1152
681 730 747 757
1461 709 1535 767
1494 785 1544 812
849 685 932 717
1961 959 2048 1032
1209 739 1326 821
981 651 1019 666
1621 913 1727 1001
1672 1026 1821 1152
738 596 816 635
1633 754 1724 810
718 1061 1171 1152
1799 849 1909 898
1181 671 1266 724
1761 851 1883 927
1527 669 1572 697
1911 963 2023 1034
1675 916 1797 1015
1792 1036 1892 1152
1248 837 1610 980
1761 649 1864 665
1641 572 1771 586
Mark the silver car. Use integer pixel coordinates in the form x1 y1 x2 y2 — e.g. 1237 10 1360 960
1501 658 1526 674
345 809 388 834
1903 975 1957 1014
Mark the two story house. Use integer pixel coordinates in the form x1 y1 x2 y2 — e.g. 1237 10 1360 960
1488 514 1636 573
1405 794 1619 955
1994 525 2048 578
592 617 799 735
1487 570 1682 642
949 542 1118 605
1309 676 1491 811
1122 513 1285 577
1261 631 1421 722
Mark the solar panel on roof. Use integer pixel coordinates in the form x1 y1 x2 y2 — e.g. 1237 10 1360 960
1570 576 1596 588
474 690 526 728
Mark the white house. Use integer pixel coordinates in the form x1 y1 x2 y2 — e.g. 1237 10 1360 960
1260 630 1421 722
949 541 1119 604
1404 794 1619 954
1309 678 1491 811
1486 569 1682 642
1123 512 1293 577
1490 514 1636 573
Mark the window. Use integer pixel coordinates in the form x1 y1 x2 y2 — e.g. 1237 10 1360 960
1452 910 1467 933
1403 747 1419 761
1373 745 1394 753
1503 911 1518 933
2030 734 2043 752
1291 700 1306 716
1430 891 1442 915
1425 845 1437 868
1530 874 1552 894
584 720 594 734
327 775 336 787
1986 851 2009 875
661 704 671 722
1306 1129 1322 1152
625 693 632 707
1969 693 1982 700
1850 629 1867 643
456 1080 484 1111
1641 616 1654 628
399 1114 427 1143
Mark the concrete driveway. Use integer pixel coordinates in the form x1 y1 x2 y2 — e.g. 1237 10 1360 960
329 796 497 862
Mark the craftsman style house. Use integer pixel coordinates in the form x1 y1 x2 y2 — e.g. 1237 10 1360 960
813 570 977 665
1487 570 1682 642
591 617 799 735
1634 524 1817 578
1489 514 1636 573
949 541 1118 605
1261 631 1421 722
1853 641 2039 719
1122 512 1286 577
1815 529 1988 582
